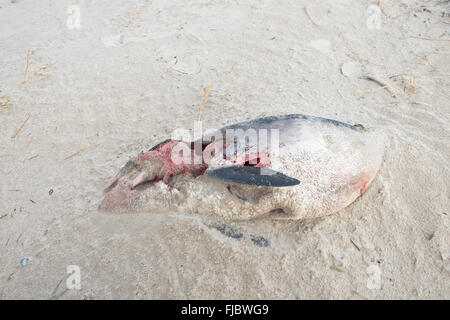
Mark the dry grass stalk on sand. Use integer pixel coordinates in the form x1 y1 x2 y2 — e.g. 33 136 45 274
30 64 51 78
22 51 51 84
0 96 10 108
197 85 213 121
303 7 320 27
11 114 30 139
197 66 235 119
22 50 30 84
64 131 86 160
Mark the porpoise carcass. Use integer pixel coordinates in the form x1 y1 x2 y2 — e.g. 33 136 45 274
100 114 385 220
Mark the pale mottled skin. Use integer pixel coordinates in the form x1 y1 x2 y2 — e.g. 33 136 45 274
100 114 385 220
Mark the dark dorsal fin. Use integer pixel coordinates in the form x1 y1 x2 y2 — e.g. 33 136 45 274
206 166 300 187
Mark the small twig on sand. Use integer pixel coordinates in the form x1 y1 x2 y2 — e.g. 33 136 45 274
11 114 30 139
426 51 450 56
303 7 320 27
352 290 368 300
25 64 52 83
48 274 70 300
365 74 397 97
353 86 392 95
64 131 86 160
350 239 361 251
409 36 450 42
412 101 432 107
22 51 30 84
0 96 10 108
197 85 212 121
22 50 51 84
30 64 51 78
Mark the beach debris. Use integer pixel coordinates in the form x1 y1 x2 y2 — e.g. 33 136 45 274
29 64 51 79
21 51 51 84
64 131 86 160
213 224 270 247
330 265 344 272
20 257 30 267
215 224 244 239
354 69 420 99
48 274 70 300
409 35 450 42
389 74 417 100
250 236 270 248
0 213 7 220
197 85 212 121
350 239 361 251
22 50 30 83
49 189 54 196
304 6 320 27
0 96 10 108
365 74 397 97
11 114 30 139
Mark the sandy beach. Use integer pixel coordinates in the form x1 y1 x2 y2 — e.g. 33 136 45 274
0 0 449 299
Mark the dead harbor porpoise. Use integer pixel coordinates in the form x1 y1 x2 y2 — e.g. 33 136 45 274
100 114 385 220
